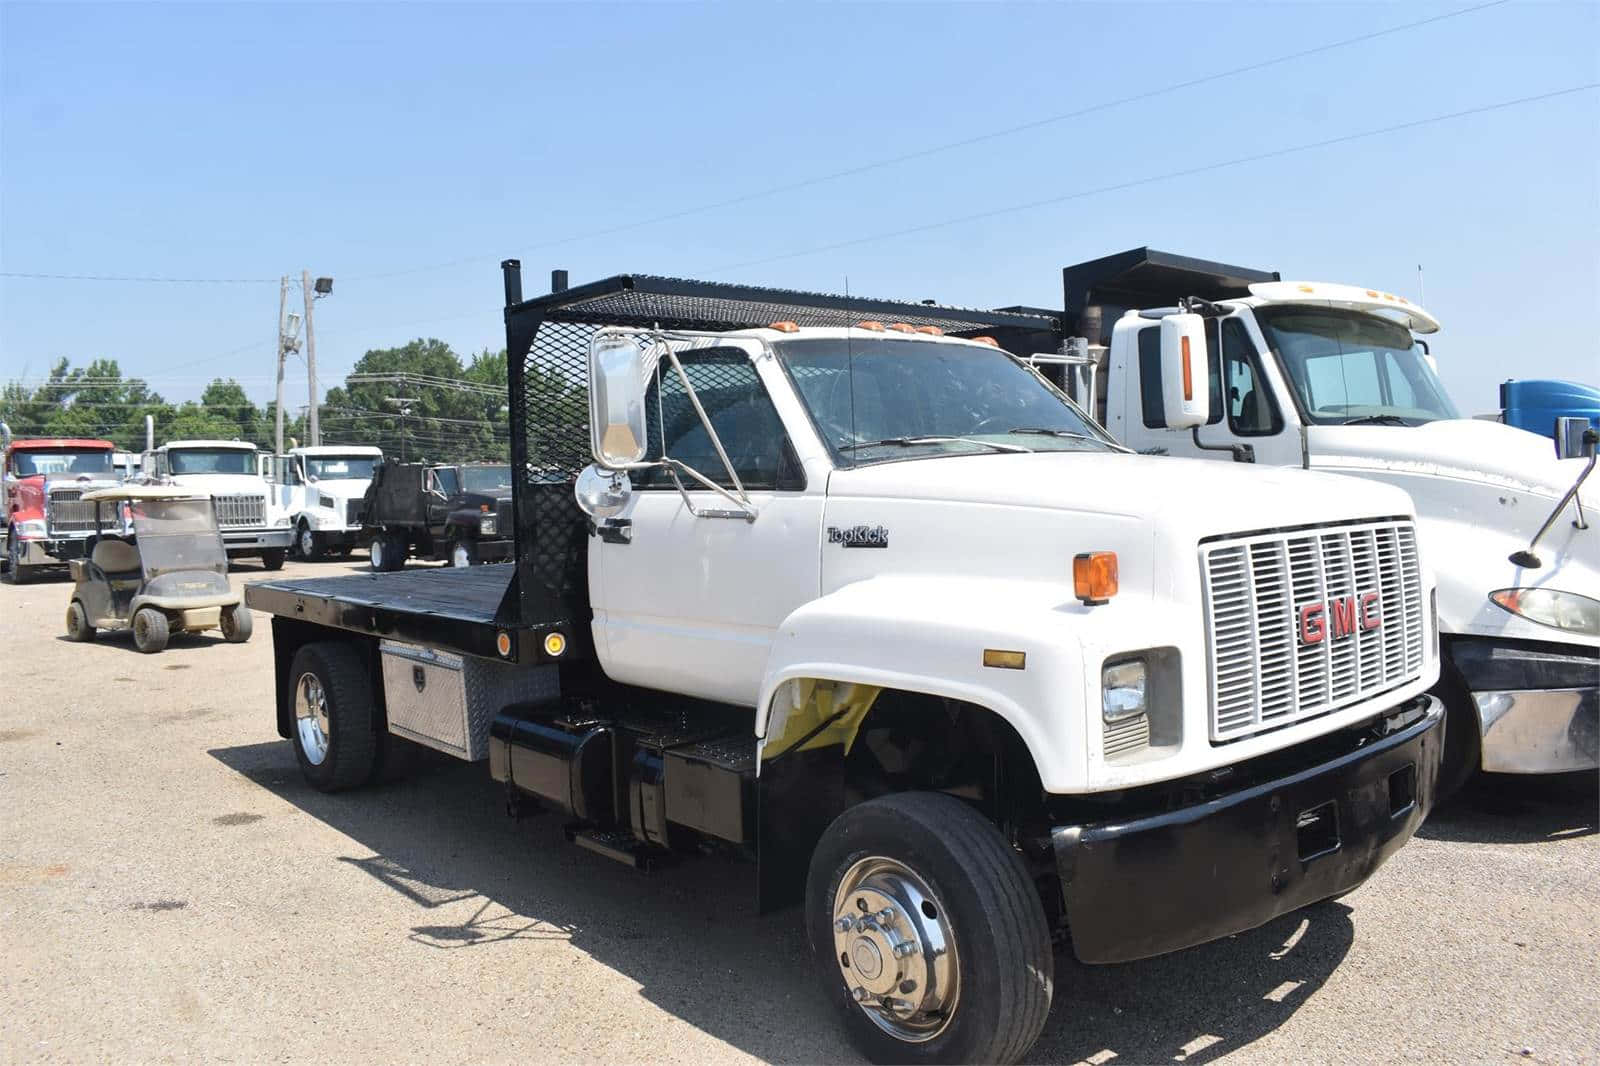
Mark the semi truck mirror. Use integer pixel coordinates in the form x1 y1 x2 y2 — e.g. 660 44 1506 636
1159 313 1211 430
589 334 651 468
1554 416 1591 459
575 464 632 520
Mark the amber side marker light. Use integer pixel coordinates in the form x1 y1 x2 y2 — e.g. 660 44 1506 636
543 632 567 657
495 631 513 657
1180 335 1194 401
1074 552 1118 605
983 649 1027 670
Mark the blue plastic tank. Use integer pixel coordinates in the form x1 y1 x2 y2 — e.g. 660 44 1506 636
1500 379 1600 439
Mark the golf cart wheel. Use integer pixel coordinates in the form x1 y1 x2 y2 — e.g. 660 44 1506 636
289 642 378 792
5 531 32 584
448 538 477 568
296 522 324 561
220 605 253 644
806 792 1054 1066
260 548 287 572
132 608 170 654
369 534 406 573
65 601 95 642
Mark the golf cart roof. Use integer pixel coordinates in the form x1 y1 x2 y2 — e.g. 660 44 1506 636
81 485 209 503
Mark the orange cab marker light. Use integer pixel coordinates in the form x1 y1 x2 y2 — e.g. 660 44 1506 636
914 325 944 335
1366 289 1380 298
769 320 800 333
1297 284 1315 293
983 649 1026 670
971 335 999 347
887 322 916 333
1180 335 1193 401
855 320 886 332
1073 552 1118 606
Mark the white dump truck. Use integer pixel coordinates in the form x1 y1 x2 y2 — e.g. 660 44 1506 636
245 266 1445 1065
259 444 382 560
143 439 292 569
1042 248 1597 791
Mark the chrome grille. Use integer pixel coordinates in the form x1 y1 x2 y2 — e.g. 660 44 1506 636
1103 714 1150 759
45 490 99 534
1201 520 1424 743
214 494 266 529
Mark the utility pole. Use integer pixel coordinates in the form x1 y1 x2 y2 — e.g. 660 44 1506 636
302 269 320 447
275 276 289 455
385 397 418 462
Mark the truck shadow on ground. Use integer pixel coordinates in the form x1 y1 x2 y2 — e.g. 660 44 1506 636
210 740 1354 1065
1419 770 1597 845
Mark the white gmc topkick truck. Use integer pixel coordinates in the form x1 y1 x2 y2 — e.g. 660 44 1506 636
244 265 1445 1065
1035 248 1597 792
143 439 293 569
258 444 383 560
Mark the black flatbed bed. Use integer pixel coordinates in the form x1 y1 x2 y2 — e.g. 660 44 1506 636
245 564 566 663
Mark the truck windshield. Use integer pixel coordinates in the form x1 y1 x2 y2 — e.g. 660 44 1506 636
129 498 227 577
10 448 114 476
461 465 512 494
305 456 377 480
168 449 255 475
776 337 1113 464
1257 307 1459 425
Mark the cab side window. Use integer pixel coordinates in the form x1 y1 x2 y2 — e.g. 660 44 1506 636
639 347 804 492
1221 319 1282 436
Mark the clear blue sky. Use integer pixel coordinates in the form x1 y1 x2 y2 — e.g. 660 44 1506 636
2 1 1595 418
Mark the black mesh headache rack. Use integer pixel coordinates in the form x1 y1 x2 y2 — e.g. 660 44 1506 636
496 262 1063 653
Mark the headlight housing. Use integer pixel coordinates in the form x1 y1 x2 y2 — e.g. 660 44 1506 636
1489 588 1600 637
479 515 497 536
1102 658 1148 722
17 518 47 538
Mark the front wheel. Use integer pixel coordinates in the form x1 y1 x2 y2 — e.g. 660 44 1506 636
288 642 378 792
296 523 324 561
132 608 170 653
220 605 253 643
65 600 95 642
806 792 1054 1065
260 548 287 571
5 531 33 584
369 534 407 572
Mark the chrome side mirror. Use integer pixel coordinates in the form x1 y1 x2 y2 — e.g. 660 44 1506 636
1555 416 1594 460
1159 313 1211 430
589 333 651 468
574 464 632 520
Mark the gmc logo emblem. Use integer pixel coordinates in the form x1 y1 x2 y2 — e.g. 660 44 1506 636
1299 593 1381 645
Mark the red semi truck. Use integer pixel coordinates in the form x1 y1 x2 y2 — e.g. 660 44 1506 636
1 428 122 583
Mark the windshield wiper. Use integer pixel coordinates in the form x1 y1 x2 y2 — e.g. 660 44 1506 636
839 435 1032 455
1007 427 1130 452
1342 415 1412 426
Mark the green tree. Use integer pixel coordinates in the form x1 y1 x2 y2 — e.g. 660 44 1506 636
322 338 504 463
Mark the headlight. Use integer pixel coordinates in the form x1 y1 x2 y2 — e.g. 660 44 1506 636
479 515 497 536
1102 658 1148 722
17 519 47 538
1489 588 1600 637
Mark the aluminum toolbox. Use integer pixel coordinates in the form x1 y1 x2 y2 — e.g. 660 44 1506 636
379 639 558 760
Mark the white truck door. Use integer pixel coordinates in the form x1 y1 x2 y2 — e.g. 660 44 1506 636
1120 317 1300 466
592 341 824 708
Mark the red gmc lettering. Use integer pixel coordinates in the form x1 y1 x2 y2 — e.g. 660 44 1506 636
1299 603 1326 644
1330 596 1358 639
1360 591 1382 631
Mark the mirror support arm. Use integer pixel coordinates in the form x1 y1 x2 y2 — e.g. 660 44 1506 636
1191 427 1255 463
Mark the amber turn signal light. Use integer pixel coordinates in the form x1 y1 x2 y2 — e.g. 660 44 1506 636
1073 552 1118 605
768 320 800 333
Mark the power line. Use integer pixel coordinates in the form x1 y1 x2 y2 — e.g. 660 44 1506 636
338 0 1509 283
709 82 1600 275
0 272 279 284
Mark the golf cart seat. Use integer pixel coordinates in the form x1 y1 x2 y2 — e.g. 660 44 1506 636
90 536 140 574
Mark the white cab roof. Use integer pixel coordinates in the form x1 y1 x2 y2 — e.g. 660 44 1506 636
289 445 384 457
158 439 258 451
1246 281 1440 335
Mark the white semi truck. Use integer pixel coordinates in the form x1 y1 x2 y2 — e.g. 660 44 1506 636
143 439 293 569
259 444 383 560
1042 248 1597 790
245 266 1446 1064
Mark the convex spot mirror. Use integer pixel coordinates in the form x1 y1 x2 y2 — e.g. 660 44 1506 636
1160 313 1211 430
589 333 651 468
575 464 632 520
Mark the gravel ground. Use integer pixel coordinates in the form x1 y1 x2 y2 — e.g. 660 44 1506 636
2 557 1596 1064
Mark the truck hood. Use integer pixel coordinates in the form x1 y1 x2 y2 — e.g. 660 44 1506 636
1307 419 1590 502
306 479 371 500
826 450 1414 542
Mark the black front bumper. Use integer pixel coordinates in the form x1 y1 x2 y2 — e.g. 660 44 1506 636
1053 694 1443 964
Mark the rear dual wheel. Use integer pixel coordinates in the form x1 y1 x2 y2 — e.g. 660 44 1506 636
807 792 1054 1065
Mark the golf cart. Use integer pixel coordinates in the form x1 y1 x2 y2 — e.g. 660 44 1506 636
63 486 252 653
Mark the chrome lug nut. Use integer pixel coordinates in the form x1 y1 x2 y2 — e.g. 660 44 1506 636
850 987 868 1002
835 917 853 933
893 941 918 958
876 908 897 926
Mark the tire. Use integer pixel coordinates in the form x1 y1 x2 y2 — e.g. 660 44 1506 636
220 605 253 643
6 531 32 585
260 548 287 571
448 538 477 568
369 534 407 573
132 608 170 653
65 600 95 642
806 792 1053 1066
296 522 324 561
1433 656 1481 803
288 642 378 792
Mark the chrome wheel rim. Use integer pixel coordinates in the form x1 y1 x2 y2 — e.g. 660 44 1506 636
299 527 314 556
369 539 384 570
451 543 470 568
832 856 960 1043
294 671 331 765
